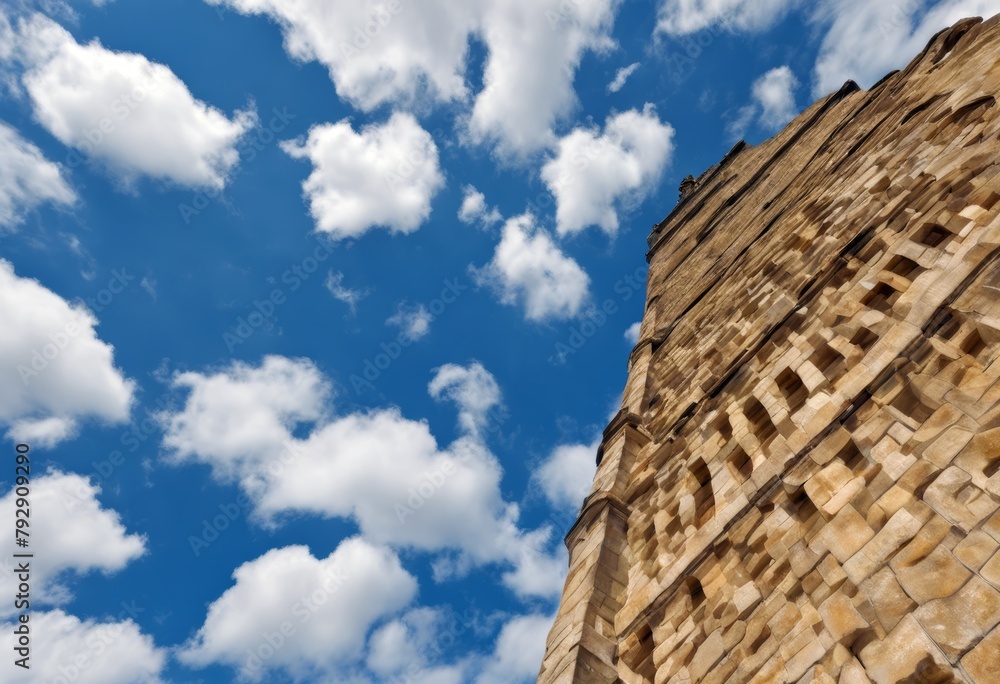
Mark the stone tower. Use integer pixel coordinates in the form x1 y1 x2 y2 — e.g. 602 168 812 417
539 15 1000 684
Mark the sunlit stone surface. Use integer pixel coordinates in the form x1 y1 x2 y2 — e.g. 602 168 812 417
540 15 1000 683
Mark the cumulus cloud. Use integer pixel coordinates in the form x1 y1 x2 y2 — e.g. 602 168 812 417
753 66 799 128
208 0 476 111
4 12 254 188
363 608 559 684
727 66 799 139
158 355 329 478
8 415 76 449
542 105 674 236
0 610 165 683
607 61 640 93
366 608 467 684
467 0 619 157
0 120 76 230
159 356 563 598
625 321 642 345
367 608 563 684
428 362 502 437
534 441 598 514
0 471 146 614
498 528 567 599
656 0 798 35
473 214 590 322
476 614 554 684
387 302 433 342
208 0 620 156
179 539 417 681
282 113 444 239
0 260 134 446
458 185 502 228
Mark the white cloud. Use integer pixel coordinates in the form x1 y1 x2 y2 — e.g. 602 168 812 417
208 0 476 111
0 259 134 447
0 471 145 615
753 66 798 129
315 426 558 597
459 186 488 223
159 357 564 598
542 105 674 237
9 415 76 448
458 185 502 228
0 120 76 230
498 528 567 599
0 12 12 63
466 0 620 157
473 214 590 322
725 103 757 141
325 270 368 313
367 609 433 676
625 322 642 345
282 113 444 239
607 61 640 93
534 441 598 514
159 355 329 478
656 0 798 35
727 66 799 139
428 362 502 437
366 608 467 684
0 610 165 683
476 614 554 684
179 539 417 681
367 608 562 684
812 0 1000 95
250 414 509 559
208 0 620 156
5 12 254 188
387 302 433 342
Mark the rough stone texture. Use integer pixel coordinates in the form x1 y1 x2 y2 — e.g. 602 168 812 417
539 15 1000 684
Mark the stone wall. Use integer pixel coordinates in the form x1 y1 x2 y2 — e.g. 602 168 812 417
539 15 1000 684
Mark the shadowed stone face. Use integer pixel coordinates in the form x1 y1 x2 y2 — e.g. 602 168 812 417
539 14 1000 684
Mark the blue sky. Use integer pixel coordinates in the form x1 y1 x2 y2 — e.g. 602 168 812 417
0 0 998 682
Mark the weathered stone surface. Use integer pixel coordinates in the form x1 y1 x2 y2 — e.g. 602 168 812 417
818 593 868 647
914 576 1000 662
894 547 972 604
960 623 1000 682
859 616 957 684
539 14 1000 684
953 529 1000 571
861 567 916 634
981 549 1000 587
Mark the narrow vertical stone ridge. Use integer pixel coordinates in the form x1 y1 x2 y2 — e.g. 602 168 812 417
539 413 647 683
539 13 1000 684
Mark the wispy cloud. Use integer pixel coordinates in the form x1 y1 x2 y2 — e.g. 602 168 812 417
325 270 369 314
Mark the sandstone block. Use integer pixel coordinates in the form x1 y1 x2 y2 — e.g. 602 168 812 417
859 615 956 684
895 547 972 604
819 592 869 647
914 576 1000 662
953 529 1000 571
687 630 725 682
811 506 874 563
959 623 1000 683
